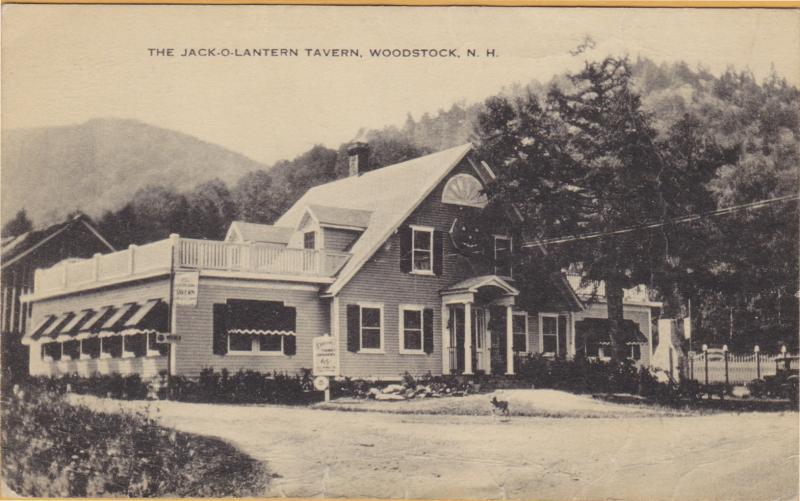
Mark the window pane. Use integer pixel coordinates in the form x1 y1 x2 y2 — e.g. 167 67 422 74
630 344 641 360
413 230 431 250
259 335 282 352
513 333 527 352
542 316 557 335
229 334 252 351
362 307 381 328
413 250 431 271
543 334 557 353
304 232 315 250
404 330 422 350
404 309 421 330
362 328 381 349
512 315 526 334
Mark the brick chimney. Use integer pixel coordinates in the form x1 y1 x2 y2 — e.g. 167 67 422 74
347 141 370 177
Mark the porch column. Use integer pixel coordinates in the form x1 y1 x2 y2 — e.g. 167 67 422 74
506 305 515 375
442 305 450 374
464 302 473 374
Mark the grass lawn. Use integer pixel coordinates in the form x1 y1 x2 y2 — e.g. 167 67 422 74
314 388 685 418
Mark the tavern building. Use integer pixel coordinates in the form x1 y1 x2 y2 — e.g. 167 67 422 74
21 144 658 380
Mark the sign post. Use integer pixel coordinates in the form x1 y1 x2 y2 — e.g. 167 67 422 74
312 335 339 402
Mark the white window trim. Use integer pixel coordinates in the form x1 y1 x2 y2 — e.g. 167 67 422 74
303 230 317 250
399 304 425 355
538 313 560 356
358 302 385 353
512 311 529 353
410 225 435 275
227 333 286 357
494 235 513 278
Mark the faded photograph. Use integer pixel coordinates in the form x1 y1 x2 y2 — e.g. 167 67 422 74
1 5 798 499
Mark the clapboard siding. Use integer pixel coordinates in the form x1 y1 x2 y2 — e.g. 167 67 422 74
28 278 171 376
323 228 361 252
336 160 516 379
174 278 328 378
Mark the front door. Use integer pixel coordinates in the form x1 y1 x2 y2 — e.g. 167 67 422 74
489 306 507 375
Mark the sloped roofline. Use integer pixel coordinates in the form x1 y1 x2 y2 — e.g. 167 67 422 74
324 143 474 296
1 215 115 271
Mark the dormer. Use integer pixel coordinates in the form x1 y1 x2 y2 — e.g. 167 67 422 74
225 221 293 246
292 205 371 252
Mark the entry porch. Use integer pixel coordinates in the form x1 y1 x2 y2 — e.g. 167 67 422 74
441 275 522 375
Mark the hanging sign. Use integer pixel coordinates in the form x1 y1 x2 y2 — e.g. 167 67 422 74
173 271 200 306
313 335 339 376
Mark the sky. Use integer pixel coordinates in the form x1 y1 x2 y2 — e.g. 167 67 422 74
3 6 799 166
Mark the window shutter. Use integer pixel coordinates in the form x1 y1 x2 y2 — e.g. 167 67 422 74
347 304 360 352
212 303 228 355
557 315 568 357
399 226 412 273
423 308 434 354
433 230 444 276
283 335 297 356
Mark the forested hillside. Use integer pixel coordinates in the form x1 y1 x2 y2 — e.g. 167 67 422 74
4 57 797 350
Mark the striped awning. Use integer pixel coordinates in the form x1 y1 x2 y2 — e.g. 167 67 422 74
56 309 96 341
22 315 58 344
25 299 169 344
39 312 76 341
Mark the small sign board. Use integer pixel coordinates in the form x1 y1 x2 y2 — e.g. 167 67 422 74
312 335 338 376
173 271 200 306
156 333 182 344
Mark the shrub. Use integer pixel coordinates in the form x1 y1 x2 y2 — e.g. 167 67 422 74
515 354 641 395
1 384 270 497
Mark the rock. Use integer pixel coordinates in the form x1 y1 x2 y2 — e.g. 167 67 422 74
382 384 405 394
367 387 381 399
375 392 406 401
731 385 750 398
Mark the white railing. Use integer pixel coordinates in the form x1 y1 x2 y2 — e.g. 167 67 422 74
176 238 350 277
685 352 799 384
32 235 351 296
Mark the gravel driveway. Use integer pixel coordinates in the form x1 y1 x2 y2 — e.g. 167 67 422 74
72 394 799 500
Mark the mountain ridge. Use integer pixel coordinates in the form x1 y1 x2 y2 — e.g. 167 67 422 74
1 118 269 226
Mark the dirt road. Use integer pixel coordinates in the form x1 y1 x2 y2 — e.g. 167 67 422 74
76 396 799 500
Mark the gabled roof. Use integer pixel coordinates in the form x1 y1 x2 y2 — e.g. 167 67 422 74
442 275 519 296
226 221 294 245
306 205 372 229
276 143 474 296
1 213 115 270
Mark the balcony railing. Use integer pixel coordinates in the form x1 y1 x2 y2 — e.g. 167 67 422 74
33 235 350 297
565 273 652 304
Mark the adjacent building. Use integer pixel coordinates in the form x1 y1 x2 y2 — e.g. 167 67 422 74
21 144 658 380
2 213 115 376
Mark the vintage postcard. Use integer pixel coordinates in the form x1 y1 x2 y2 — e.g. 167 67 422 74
1 4 798 500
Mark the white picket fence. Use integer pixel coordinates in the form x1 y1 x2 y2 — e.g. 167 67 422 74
685 351 799 385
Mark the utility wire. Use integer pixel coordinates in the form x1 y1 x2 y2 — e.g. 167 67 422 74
521 194 799 248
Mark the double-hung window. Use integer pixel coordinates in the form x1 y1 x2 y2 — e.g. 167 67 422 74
540 313 568 357
359 304 383 352
512 312 528 353
400 305 424 353
411 225 434 274
494 236 512 277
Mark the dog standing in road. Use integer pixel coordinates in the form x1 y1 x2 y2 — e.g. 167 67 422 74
490 395 510 416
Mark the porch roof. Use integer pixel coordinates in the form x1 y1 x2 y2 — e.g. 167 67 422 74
441 275 519 296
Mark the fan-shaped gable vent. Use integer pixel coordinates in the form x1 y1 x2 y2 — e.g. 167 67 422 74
441 174 488 208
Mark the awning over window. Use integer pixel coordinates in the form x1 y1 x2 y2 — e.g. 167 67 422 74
121 299 168 335
575 318 648 345
39 312 76 341
56 309 96 341
226 299 296 336
25 300 169 343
